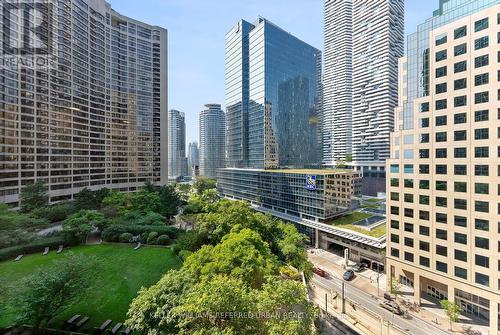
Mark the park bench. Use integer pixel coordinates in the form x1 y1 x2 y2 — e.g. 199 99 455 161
109 322 122 334
14 255 23 261
94 319 112 333
133 242 141 250
42 247 49 255
74 316 89 329
65 314 80 326
121 327 132 335
57 245 64 253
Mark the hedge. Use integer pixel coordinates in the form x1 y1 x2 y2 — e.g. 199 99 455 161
0 236 74 262
101 224 179 242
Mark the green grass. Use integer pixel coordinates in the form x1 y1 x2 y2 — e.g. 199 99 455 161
0 244 181 331
327 212 386 238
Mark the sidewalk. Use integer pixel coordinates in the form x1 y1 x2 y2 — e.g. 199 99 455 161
307 248 488 335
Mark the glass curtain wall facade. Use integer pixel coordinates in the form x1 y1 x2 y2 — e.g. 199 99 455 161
225 18 322 170
0 0 168 205
168 109 187 178
187 141 199 177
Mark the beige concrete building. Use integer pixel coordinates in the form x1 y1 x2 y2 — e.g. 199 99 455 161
387 2 500 333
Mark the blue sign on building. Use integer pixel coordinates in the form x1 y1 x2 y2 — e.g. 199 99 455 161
306 175 317 190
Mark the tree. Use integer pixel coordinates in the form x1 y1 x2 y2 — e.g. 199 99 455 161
158 184 181 217
440 299 462 331
15 254 98 332
176 183 192 202
74 188 97 210
182 229 278 288
173 275 257 334
63 210 106 243
390 276 402 299
126 270 194 335
194 176 217 195
20 181 48 213
276 222 312 276
256 276 318 335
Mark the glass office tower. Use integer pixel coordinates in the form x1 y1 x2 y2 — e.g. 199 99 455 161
225 18 322 169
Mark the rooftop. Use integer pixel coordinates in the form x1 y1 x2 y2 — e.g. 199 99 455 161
326 212 386 238
220 168 354 175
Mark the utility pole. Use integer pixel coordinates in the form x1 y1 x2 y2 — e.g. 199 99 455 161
325 293 328 312
376 263 380 297
342 281 345 314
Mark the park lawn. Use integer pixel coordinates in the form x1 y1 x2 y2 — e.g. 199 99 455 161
0 244 181 331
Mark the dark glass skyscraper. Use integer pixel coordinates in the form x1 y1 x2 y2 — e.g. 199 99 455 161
225 18 322 169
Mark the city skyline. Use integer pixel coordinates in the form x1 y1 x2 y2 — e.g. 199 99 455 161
108 0 437 145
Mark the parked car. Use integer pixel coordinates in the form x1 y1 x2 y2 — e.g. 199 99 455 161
313 267 328 278
383 292 394 301
352 263 367 272
343 270 355 281
379 301 403 315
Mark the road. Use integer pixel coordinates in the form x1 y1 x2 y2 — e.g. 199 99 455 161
312 274 451 335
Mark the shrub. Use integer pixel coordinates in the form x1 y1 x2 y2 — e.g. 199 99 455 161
101 224 179 242
31 202 76 223
0 229 36 249
0 236 75 262
119 232 134 243
156 234 170 245
174 229 208 253
146 232 158 245
178 250 193 261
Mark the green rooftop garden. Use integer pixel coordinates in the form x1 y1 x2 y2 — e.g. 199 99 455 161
327 211 386 238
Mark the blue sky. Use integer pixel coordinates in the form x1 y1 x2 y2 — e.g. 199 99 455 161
108 0 438 145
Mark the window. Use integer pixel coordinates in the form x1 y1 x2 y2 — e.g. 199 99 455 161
420 133 429 143
404 237 414 247
455 232 467 245
390 220 399 229
454 78 467 90
475 255 489 268
475 183 489 194
419 225 429 236
436 180 447 191
420 257 430 268
435 66 447 78
475 219 489 231
475 273 489 287
454 182 467 192
436 132 447 142
454 113 466 124
435 148 447 158
419 149 429 159
419 195 430 205
420 241 430 251
435 115 447 126
436 261 448 273
390 234 399 243
475 147 489 158
454 25 467 39
390 164 399 173
420 102 429 112
390 192 399 201
474 128 489 140
436 83 447 94
475 73 489 86
436 245 447 256
419 180 429 189
435 99 447 110
454 43 467 56
454 61 467 73
436 165 447 174
404 193 414 203
475 201 489 213
436 212 447 224
390 206 399 215
436 197 447 207
454 130 467 141
474 36 489 50
436 33 447 46
420 118 429 128
454 216 467 227
390 248 399 257
404 252 414 263
436 50 447 62
419 210 430 220
454 165 467 175
475 236 489 249
455 267 467 279
454 147 467 158
404 179 413 188
475 165 489 176
475 55 489 68
454 95 467 107
436 229 447 240
404 223 413 233
474 18 489 32
390 178 399 187
474 109 489 121
404 208 414 218
475 91 489 104
454 199 467 210
455 249 467 262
